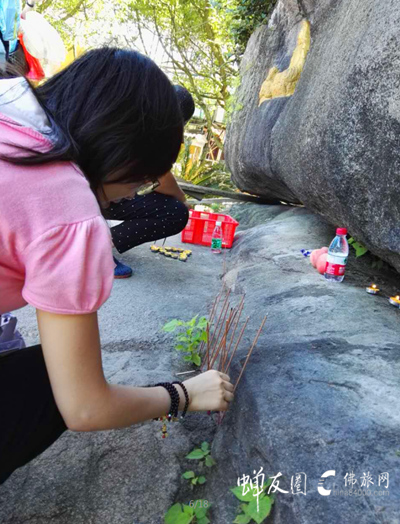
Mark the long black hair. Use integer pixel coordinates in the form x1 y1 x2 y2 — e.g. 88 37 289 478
0 47 183 203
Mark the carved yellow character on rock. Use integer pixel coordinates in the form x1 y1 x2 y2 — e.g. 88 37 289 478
259 20 311 105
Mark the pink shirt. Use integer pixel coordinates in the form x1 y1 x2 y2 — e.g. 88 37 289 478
0 113 115 315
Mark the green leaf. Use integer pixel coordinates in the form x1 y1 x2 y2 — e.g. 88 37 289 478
233 514 252 524
198 517 210 524
349 239 368 257
163 319 182 332
246 497 273 524
175 344 186 351
186 449 205 460
193 501 211 519
198 476 206 484
352 241 368 257
192 478 198 485
197 316 208 329
201 441 209 452
189 315 199 327
395 450 400 457
164 503 194 524
182 504 195 517
192 331 202 343
192 353 202 366
230 486 263 502
205 455 216 467
200 330 208 342
184 355 193 361
183 471 195 479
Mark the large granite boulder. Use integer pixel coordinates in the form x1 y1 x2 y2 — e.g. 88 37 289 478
225 0 400 273
204 204 400 523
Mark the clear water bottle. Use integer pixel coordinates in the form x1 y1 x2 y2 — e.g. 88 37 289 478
211 221 223 254
324 228 349 282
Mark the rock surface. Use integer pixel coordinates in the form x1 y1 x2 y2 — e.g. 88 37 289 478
225 0 400 273
205 204 400 523
1 204 400 523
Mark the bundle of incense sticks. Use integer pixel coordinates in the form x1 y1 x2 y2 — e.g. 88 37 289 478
198 285 267 424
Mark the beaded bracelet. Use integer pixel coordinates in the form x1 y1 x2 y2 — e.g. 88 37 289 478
145 382 181 438
171 381 190 419
153 382 180 420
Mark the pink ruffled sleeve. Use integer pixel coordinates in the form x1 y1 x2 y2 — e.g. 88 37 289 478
22 216 114 314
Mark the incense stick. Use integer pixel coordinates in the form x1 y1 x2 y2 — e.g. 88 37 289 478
208 288 231 351
219 315 267 424
207 322 210 370
225 296 245 361
209 306 236 369
233 315 267 393
198 289 223 361
224 316 249 374
207 297 231 369
218 318 229 371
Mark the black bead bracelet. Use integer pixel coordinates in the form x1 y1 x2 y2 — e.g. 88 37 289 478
171 381 190 419
153 382 180 420
144 381 190 439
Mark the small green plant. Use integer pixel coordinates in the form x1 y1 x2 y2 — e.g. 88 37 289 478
173 139 235 191
182 470 207 489
395 450 400 457
210 202 225 213
164 500 211 524
230 481 275 524
371 254 388 270
348 237 369 258
163 315 208 366
186 441 217 468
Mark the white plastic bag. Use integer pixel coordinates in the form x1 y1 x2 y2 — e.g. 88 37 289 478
19 11 66 75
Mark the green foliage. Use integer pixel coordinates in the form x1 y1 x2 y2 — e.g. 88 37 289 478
210 202 225 213
186 441 217 468
225 73 245 125
164 500 211 524
348 238 390 269
174 139 235 191
122 0 238 148
371 255 388 270
163 315 208 366
37 0 109 49
231 481 274 523
348 237 369 258
228 0 277 55
39 0 237 137
182 470 207 489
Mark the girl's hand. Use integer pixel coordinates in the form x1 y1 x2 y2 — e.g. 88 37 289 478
181 369 234 412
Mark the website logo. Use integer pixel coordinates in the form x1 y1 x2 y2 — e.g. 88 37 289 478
318 470 336 496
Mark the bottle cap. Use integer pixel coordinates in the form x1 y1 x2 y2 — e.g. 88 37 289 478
216 221 222 226
336 228 347 236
